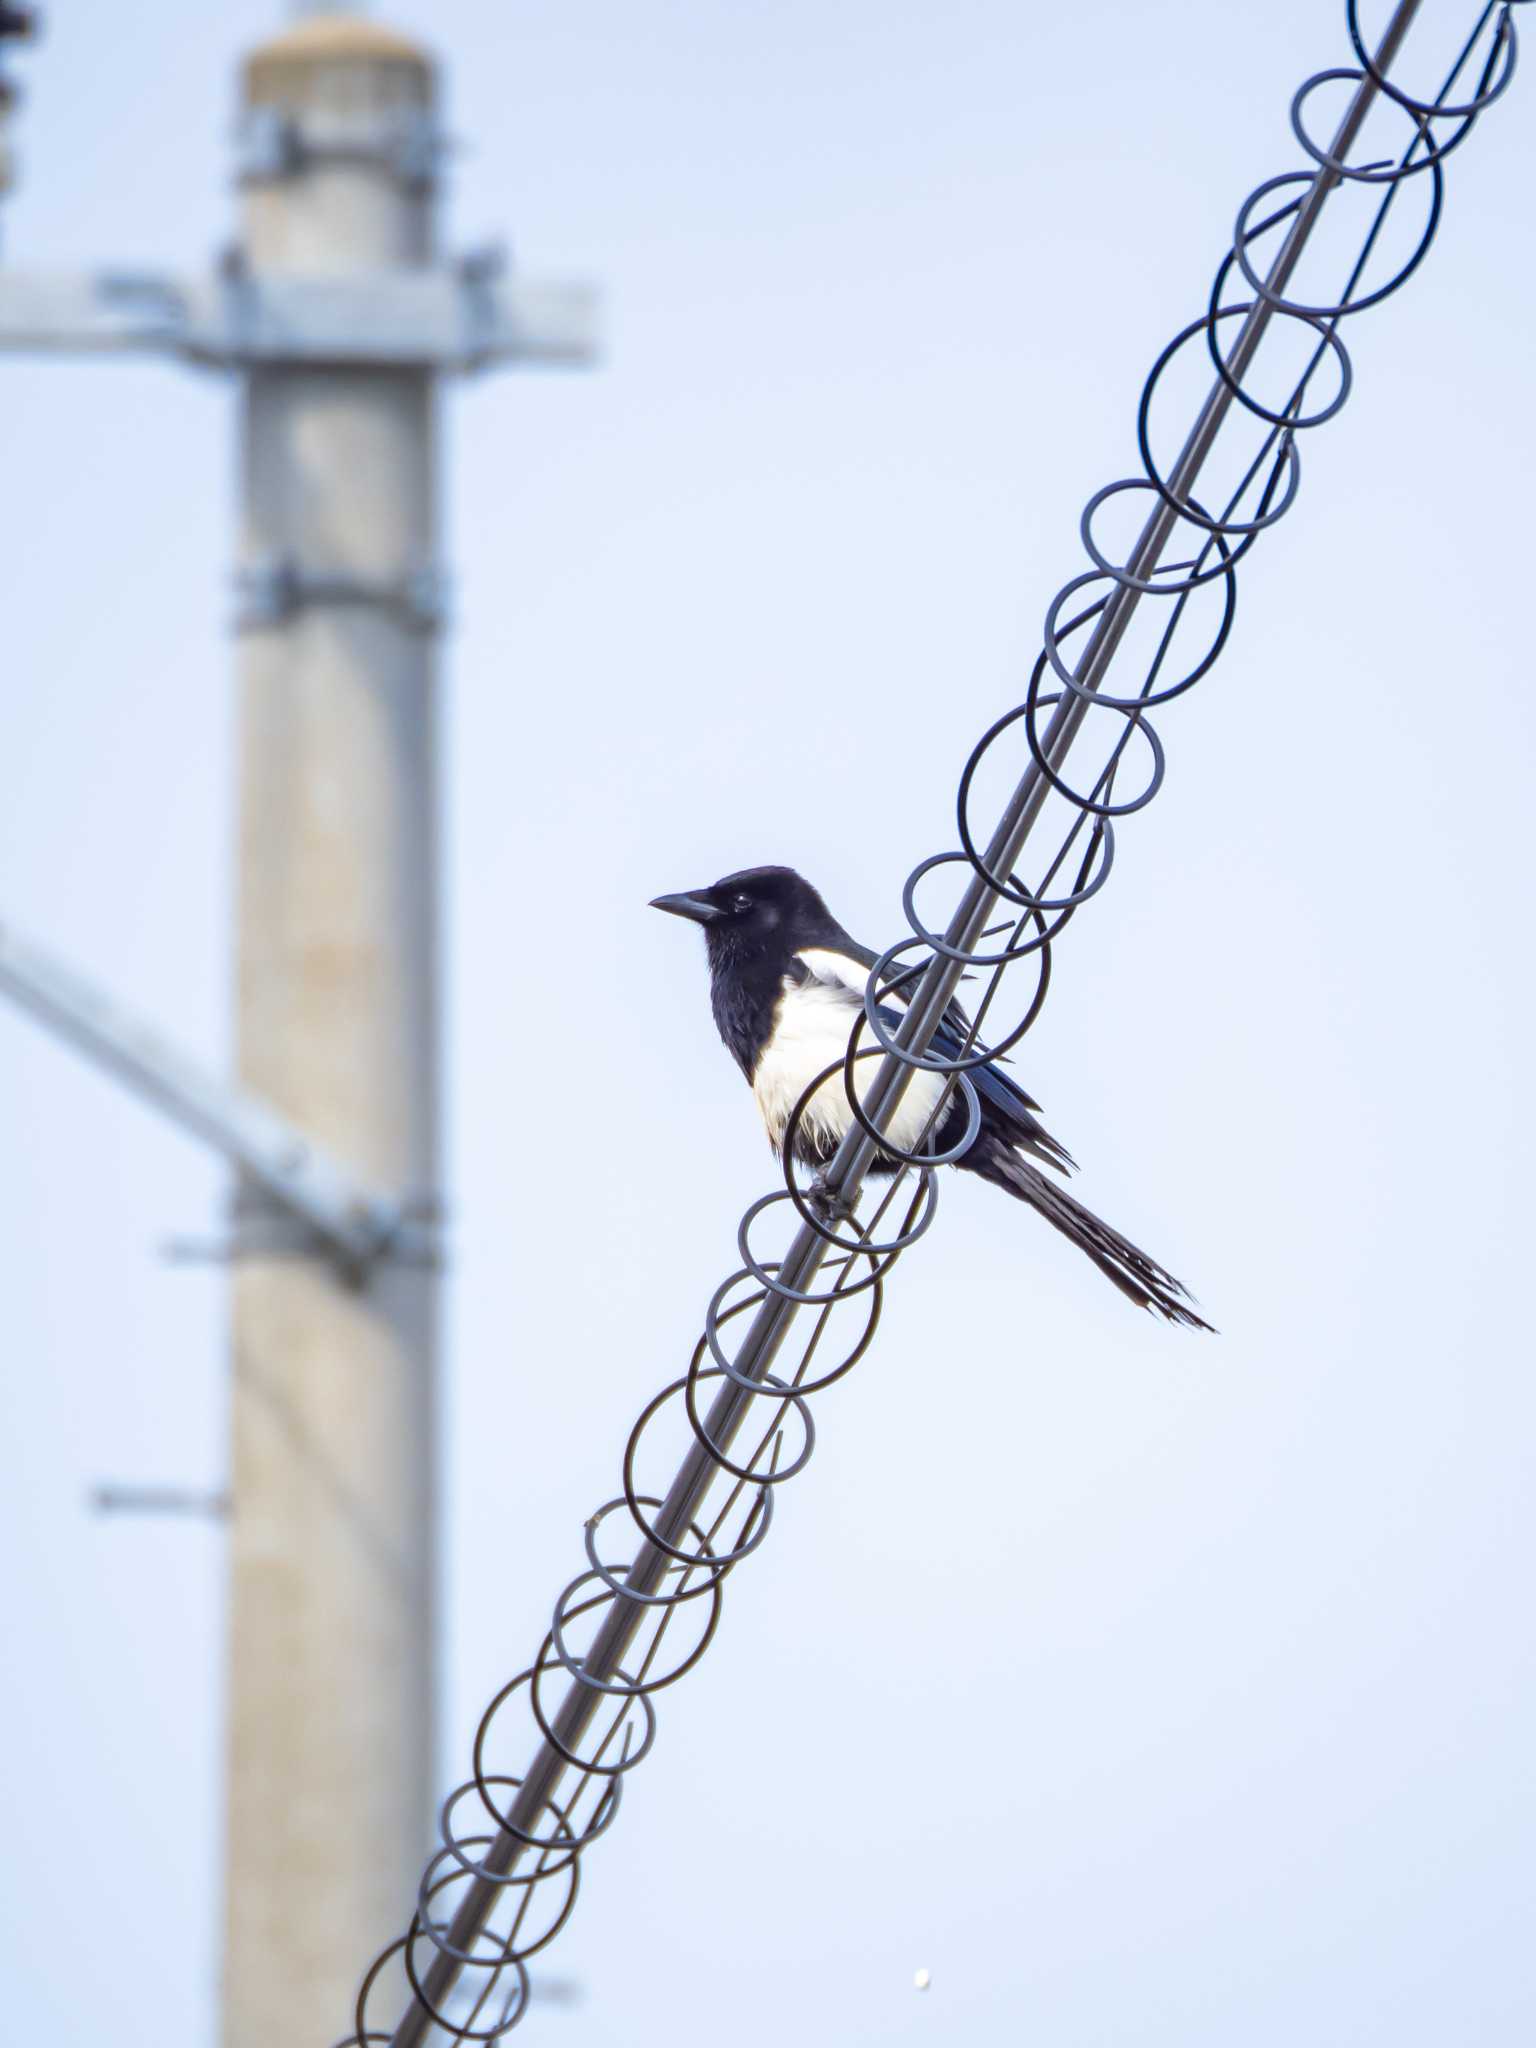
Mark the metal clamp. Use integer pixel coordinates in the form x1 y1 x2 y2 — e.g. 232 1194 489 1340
456 242 508 369
236 104 445 190
234 554 448 634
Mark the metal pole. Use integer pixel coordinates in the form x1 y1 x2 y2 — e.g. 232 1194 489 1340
225 15 441 2046
386 5 1427 2041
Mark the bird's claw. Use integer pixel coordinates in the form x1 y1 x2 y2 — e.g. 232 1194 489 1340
805 1170 858 1230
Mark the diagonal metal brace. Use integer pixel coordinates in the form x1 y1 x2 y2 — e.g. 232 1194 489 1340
0 915 408 1274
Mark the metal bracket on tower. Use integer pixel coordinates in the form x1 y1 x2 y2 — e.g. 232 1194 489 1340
234 553 448 633
89 1483 231 1520
0 258 598 370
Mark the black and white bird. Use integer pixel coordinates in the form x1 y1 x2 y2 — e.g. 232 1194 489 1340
651 865 1210 1329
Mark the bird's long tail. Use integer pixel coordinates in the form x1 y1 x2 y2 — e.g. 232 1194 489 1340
967 1135 1212 1330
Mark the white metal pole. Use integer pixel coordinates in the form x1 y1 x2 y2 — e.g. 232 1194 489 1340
223 14 440 2044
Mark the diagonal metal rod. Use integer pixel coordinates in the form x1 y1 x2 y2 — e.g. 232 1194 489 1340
0 914 399 1271
388 6 1426 2040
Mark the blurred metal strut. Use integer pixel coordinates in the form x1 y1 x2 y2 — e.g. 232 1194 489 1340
355 3 1525 2042
0 917 398 1271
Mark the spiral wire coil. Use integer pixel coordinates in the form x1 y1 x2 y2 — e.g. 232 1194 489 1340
342 6 1527 2041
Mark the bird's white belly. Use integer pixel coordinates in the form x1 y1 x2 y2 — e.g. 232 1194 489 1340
750 979 948 1157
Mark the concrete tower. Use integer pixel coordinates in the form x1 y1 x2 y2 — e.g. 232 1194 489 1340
225 14 442 2043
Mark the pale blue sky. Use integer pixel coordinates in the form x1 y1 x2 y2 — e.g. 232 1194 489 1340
2 3 1534 2044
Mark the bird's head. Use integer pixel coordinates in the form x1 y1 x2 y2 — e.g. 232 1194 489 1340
649 865 837 962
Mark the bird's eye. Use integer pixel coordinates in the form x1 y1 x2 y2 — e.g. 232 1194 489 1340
733 893 752 912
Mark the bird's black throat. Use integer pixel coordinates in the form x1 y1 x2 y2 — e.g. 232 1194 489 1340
704 922 794 1082
701 890 857 1083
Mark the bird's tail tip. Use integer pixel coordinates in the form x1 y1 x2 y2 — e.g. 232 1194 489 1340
971 1137 1214 1333
1147 1285 1217 1335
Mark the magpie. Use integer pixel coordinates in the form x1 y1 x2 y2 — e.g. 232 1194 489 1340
651 865 1210 1329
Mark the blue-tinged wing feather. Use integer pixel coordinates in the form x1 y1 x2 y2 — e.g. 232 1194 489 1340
868 1004 1076 1175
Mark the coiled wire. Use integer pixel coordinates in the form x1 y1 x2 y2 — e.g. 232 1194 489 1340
342 6 1526 2041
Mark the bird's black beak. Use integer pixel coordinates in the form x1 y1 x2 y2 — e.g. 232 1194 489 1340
649 891 722 925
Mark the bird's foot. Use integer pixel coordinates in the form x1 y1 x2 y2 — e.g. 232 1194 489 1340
804 1170 859 1230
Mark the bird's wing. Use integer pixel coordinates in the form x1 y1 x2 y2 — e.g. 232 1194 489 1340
925 1016 1072 1171
794 943 1039 1111
789 947 1062 1162
820 932 979 1018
